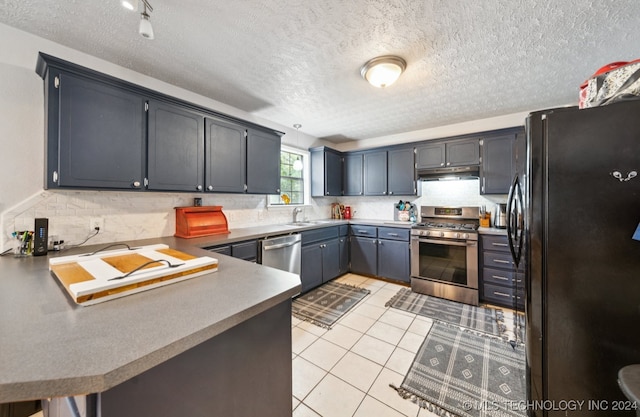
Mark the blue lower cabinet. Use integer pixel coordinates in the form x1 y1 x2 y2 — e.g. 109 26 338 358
350 236 378 276
301 244 323 293
350 226 410 283
377 238 410 282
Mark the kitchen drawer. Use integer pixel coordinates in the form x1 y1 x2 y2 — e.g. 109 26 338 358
483 283 524 308
377 227 410 241
350 225 377 237
483 251 525 271
232 240 257 261
339 225 349 236
302 227 339 245
481 235 511 253
482 267 524 287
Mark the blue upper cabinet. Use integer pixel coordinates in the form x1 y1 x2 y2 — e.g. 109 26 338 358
51 71 147 190
363 147 416 196
147 100 205 192
205 118 247 193
343 152 364 196
416 138 479 169
36 53 283 194
310 147 343 197
479 133 514 194
246 128 281 194
363 150 388 196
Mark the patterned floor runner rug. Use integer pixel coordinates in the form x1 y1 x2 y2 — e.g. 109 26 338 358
392 322 526 417
292 281 370 329
386 288 505 338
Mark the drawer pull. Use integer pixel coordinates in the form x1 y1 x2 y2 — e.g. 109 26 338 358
493 259 510 264
494 291 511 298
491 275 509 281
387 233 399 237
492 242 509 247
357 230 369 234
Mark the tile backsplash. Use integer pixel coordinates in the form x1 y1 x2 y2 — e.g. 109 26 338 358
1 190 333 251
1 179 505 252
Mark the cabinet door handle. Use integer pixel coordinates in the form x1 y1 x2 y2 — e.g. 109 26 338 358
382 191 387 195
326 191 330 195
196 185 203 191
440 163 445 167
491 275 509 281
207 185 213 191
132 181 141 188
389 191 393 195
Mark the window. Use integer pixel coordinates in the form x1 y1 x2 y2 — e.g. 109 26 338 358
268 146 310 206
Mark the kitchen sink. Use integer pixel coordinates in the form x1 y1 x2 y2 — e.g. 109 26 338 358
284 221 320 227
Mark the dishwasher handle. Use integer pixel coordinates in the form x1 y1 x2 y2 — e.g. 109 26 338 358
263 240 299 251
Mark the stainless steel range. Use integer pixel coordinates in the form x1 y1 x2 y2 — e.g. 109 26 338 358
410 206 480 305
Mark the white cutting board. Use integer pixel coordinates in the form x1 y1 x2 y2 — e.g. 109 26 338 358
49 244 218 306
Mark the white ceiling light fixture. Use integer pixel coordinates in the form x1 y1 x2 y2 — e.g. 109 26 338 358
292 124 304 171
360 56 407 88
138 0 154 40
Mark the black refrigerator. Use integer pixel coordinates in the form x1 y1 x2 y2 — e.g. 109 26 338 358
511 100 640 416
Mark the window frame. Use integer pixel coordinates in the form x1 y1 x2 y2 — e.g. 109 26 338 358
267 145 311 207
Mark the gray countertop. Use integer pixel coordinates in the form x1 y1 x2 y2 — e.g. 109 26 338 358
478 226 508 236
0 236 301 403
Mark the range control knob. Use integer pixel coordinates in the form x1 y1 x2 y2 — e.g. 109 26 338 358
463 233 469 239
455 233 460 239
424 230 430 236
439 231 445 237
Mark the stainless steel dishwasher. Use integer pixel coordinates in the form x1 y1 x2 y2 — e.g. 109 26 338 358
259 234 301 274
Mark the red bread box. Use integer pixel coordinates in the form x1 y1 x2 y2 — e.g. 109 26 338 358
175 206 229 238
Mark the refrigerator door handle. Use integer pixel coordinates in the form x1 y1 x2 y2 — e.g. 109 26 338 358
506 174 524 268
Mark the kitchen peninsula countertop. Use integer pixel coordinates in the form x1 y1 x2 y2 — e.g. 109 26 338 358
0 218 413 403
0 236 301 403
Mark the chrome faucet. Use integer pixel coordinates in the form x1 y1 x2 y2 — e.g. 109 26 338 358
292 207 303 223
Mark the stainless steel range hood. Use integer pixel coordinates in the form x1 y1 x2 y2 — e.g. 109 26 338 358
417 165 480 181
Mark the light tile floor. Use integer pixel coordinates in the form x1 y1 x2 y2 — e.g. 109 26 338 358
292 273 522 417
291 274 439 417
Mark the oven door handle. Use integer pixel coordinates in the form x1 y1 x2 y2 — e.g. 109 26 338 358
412 237 476 247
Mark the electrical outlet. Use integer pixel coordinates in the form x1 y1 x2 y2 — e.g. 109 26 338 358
90 217 104 231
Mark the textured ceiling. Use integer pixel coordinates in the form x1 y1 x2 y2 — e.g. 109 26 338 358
1 0 640 143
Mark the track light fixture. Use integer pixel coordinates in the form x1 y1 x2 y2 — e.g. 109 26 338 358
121 0 154 40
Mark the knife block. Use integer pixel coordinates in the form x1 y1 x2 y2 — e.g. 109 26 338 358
175 206 229 238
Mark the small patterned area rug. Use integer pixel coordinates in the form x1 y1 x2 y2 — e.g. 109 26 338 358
391 322 526 417
386 288 505 338
292 281 370 329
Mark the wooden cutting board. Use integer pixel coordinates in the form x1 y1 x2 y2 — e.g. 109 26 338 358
49 244 218 306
